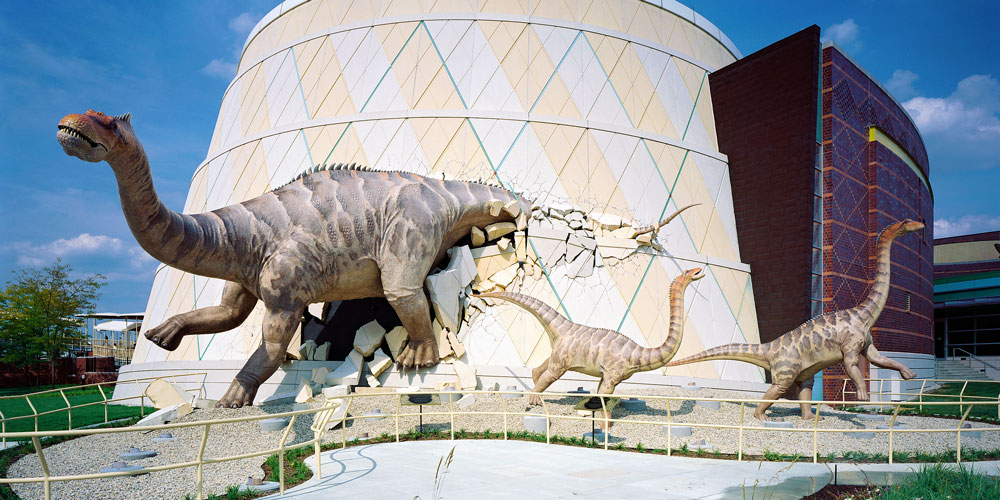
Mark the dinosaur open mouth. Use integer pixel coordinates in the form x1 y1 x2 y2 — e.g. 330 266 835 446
58 125 105 150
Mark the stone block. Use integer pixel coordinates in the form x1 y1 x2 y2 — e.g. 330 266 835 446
324 404 348 430
502 199 521 217
496 237 511 251
193 398 218 409
456 394 476 409
385 326 408 358
426 269 463 331
447 245 477 286
362 409 386 422
353 320 386 356
295 377 315 403
487 199 503 216
369 350 393 377
366 375 381 387
593 213 623 230
432 320 453 359
136 403 191 427
151 431 176 443
241 481 280 494
119 447 157 460
566 250 594 278
259 417 291 432
311 367 330 386
485 222 516 240
583 431 611 441
763 420 794 429
471 226 486 246
696 400 721 411
453 359 477 390
501 385 521 399
845 431 875 439
297 340 317 361
857 413 885 421
962 423 982 439
322 385 351 398
620 398 646 411
100 462 146 474
144 378 191 409
326 351 363 386
440 388 462 403
446 329 466 358
313 341 331 361
663 424 692 438
524 415 549 433
489 263 519 288
688 439 714 451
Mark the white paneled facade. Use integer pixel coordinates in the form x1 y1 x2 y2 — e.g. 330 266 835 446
127 0 765 390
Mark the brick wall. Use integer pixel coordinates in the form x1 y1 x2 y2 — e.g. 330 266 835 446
821 46 934 399
709 25 821 344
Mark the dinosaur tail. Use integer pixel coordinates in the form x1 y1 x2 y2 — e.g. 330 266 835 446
629 203 699 238
475 292 571 343
665 343 771 370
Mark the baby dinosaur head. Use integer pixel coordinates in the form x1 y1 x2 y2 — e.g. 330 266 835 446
894 219 925 237
680 267 705 285
57 110 136 163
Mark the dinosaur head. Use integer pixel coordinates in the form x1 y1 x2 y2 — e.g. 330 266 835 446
680 267 705 285
894 219 925 237
57 110 135 163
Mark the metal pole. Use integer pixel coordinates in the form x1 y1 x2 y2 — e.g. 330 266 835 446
26 396 38 432
59 390 72 430
812 405 821 463
738 402 745 461
278 414 297 495
499 391 508 440
196 423 210 500
956 404 974 463
919 379 926 412
666 399 672 457
32 436 51 500
541 398 551 444
449 393 455 441
395 395 401 443
888 404 901 464
959 380 969 416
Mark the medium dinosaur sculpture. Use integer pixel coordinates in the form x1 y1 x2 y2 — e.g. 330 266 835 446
478 267 703 411
56 109 530 408
667 219 923 421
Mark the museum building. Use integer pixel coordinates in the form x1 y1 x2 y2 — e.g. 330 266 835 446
114 2 931 403
710 26 935 400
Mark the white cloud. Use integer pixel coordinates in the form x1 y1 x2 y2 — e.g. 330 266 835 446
4 233 158 270
201 58 237 79
229 12 258 34
822 19 861 52
886 69 919 101
935 215 1000 238
902 74 1000 170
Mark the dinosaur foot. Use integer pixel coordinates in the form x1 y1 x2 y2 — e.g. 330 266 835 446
527 394 542 406
395 339 439 370
801 414 825 421
145 317 184 351
217 379 257 408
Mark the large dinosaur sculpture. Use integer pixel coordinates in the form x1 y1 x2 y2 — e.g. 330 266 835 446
478 267 704 410
56 109 530 407
667 219 923 421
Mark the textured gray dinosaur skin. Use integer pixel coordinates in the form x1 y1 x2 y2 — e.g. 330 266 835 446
57 110 529 408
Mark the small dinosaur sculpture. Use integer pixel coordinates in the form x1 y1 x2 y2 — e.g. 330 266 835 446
57 110 531 407
478 267 703 411
667 219 923 421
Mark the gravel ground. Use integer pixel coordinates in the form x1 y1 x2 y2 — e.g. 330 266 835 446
8 400 326 500
8 386 1000 499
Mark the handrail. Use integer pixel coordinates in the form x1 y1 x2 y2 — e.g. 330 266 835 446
3 383 1000 500
0 372 208 447
951 347 1000 379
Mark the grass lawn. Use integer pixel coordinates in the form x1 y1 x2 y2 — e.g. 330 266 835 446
0 384 155 435
908 382 1000 421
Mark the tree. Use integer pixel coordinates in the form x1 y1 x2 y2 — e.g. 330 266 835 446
0 260 105 387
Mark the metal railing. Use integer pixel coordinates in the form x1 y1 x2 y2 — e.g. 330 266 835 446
951 347 1000 380
0 373 207 447
3 381 1000 500
840 377 1000 417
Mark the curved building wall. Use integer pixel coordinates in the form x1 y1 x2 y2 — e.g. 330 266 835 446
127 0 763 397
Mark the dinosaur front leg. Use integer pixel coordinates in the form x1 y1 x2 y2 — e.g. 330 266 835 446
843 352 869 401
146 281 256 351
596 373 624 430
528 364 567 405
387 291 438 369
218 306 301 408
865 345 916 379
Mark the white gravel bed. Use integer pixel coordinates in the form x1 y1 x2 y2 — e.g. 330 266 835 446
8 400 326 500
8 386 999 499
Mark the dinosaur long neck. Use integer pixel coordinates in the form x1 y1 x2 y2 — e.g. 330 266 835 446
108 144 239 280
855 223 903 329
478 292 571 343
635 275 692 370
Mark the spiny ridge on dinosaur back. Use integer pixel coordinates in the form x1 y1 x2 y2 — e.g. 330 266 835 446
278 162 505 190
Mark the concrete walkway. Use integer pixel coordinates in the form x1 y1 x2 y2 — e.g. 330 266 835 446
262 440 1000 499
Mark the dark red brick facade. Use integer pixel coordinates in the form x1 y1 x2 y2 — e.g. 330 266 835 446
709 26 820 344
710 26 933 400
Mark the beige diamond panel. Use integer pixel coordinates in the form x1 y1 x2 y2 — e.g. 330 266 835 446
133 0 763 383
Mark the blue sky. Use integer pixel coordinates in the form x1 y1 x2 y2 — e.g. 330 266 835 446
1 1 997 314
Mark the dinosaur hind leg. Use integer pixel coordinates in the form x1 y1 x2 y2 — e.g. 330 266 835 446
755 381 792 421
528 362 567 405
596 373 624 430
531 358 550 385
145 281 256 351
795 379 823 421
218 306 301 408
